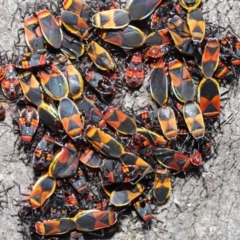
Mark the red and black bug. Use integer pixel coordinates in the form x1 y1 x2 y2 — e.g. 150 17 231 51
18 71 43 106
168 15 195 55
62 0 91 21
125 52 144 88
187 8 205 44
183 101 205 140
86 41 115 71
214 61 230 79
85 125 125 158
23 14 45 53
61 30 85 59
35 217 76 236
198 78 220 118
29 173 56 209
110 183 144 207
120 152 153 182
85 71 116 95
131 128 168 156
92 9 131 29
14 52 50 69
153 168 171 204
65 60 84 100
145 29 171 47
201 38 220 79
155 149 203 172
134 110 158 129
75 96 106 129
96 0 118 11
61 10 92 40
99 25 145 50
168 59 195 103
33 133 55 170
36 9 63 49
19 106 39 143
58 97 84 140
37 101 62 134
145 29 171 59
49 142 79 179
133 197 153 223
40 64 70 101
69 168 89 196
103 106 137 135
100 159 140 185
0 64 21 102
126 0 162 21
150 59 168 106
150 3 172 30
0 103 6 121
79 147 103 168
157 106 178 141
74 209 118 232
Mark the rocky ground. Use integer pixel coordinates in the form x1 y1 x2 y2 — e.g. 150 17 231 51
0 0 240 239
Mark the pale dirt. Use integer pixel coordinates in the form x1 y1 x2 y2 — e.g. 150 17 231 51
0 0 240 240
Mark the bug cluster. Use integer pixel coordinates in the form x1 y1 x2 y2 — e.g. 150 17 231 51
0 0 240 239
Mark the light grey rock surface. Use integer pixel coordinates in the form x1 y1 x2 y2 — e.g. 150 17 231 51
0 0 240 239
